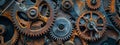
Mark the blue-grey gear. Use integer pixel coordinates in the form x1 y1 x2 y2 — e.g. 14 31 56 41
50 17 72 40
50 13 73 40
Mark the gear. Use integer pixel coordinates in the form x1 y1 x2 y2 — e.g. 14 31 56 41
0 16 18 45
76 11 106 41
86 0 101 10
50 11 73 40
11 0 55 37
62 0 73 11
110 14 120 31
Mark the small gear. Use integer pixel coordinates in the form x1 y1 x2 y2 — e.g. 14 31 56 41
11 0 55 37
62 0 73 11
86 0 101 10
76 11 106 41
0 16 18 45
50 10 73 40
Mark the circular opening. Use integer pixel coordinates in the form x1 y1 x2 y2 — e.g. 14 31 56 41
30 9 37 16
58 24 65 30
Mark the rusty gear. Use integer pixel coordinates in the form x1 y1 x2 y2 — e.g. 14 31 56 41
76 11 106 41
0 16 18 45
86 0 101 9
11 0 55 37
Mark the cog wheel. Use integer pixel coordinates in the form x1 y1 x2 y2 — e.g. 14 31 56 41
0 16 18 45
11 0 55 37
76 11 106 41
62 0 73 11
86 0 101 10
50 11 73 40
110 14 120 31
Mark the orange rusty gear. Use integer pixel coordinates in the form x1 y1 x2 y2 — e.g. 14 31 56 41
11 0 55 37
86 0 101 9
62 0 73 11
76 11 106 41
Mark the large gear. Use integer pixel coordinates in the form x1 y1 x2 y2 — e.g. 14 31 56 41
86 0 101 10
76 11 106 41
0 16 18 45
11 0 55 37
50 10 73 40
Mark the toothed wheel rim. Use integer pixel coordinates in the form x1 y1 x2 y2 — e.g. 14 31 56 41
76 11 106 41
50 11 73 40
11 0 55 37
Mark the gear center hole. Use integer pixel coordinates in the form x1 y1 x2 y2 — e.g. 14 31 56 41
64 1 71 9
58 24 65 30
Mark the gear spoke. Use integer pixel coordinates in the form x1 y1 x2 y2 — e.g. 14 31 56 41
38 13 48 22
83 29 88 33
90 11 93 21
